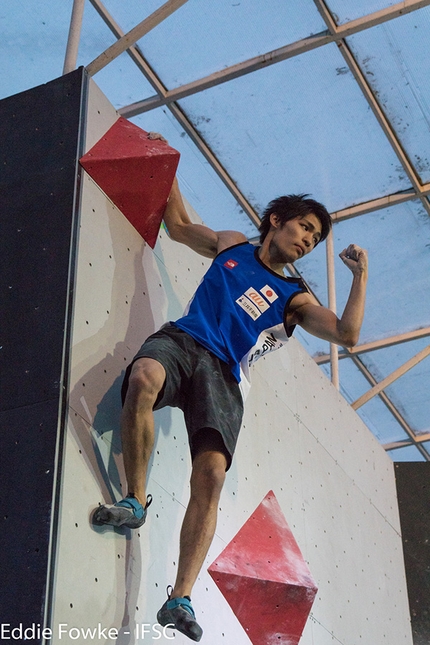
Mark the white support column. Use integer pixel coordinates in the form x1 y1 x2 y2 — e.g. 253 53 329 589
326 230 339 389
63 0 86 75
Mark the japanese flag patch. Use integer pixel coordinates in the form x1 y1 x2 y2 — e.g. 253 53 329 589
260 285 278 303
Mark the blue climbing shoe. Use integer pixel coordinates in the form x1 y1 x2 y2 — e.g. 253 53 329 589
157 587 203 642
93 494 152 529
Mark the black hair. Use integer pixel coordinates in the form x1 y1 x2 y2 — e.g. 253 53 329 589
258 194 332 244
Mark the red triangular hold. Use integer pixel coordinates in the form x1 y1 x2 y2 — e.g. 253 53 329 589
208 491 318 645
80 117 180 248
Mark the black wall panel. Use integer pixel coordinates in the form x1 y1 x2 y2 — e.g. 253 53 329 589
0 400 61 624
395 462 430 645
0 68 85 630
1 69 84 410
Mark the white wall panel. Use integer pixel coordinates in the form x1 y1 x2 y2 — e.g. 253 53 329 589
49 80 412 645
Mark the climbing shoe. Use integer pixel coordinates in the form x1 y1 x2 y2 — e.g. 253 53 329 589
157 586 203 642
93 494 152 529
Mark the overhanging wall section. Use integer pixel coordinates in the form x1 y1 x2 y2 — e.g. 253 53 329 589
47 79 413 644
0 69 86 629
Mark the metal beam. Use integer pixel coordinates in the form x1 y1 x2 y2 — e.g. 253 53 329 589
86 0 188 76
383 440 413 451
326 230 339 388
314 327 430 364
384 434 430 451
313 0 430 32
246 187 430 228
352 345 430 410
330 190 428 222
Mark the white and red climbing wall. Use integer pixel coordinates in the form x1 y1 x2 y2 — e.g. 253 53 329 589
1 69 413 645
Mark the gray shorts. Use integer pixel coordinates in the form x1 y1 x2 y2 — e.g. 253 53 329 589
121 325 244 470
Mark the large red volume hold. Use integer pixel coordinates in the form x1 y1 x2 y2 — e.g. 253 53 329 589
208 491 318 645
80 117 180 248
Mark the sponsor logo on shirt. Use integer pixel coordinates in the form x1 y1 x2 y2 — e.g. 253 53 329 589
260 285 278 303
248 332 284 365
236 295 261 320
224 259 238 269
236 285 278 319
244 288 270 313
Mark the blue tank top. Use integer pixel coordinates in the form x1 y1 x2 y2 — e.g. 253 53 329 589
173 243 307 396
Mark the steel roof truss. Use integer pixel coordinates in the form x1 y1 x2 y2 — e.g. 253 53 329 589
350 356 430 460
352 345 430 410
118 0 430 117
331 189 430 222
313 0 430 216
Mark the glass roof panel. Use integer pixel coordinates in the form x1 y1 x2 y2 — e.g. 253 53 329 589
77 1 158 105
0 0 72 99
355 395 411 445
360 337 430 381
385 360 430 435
326 0 401 25
90 52 157 109
102 0 166 31
422 442 430 456
177 43 412 216
360 338 430 434
347 7 430 183
127 0 327 88
79 0 115 57
131 109 258 238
